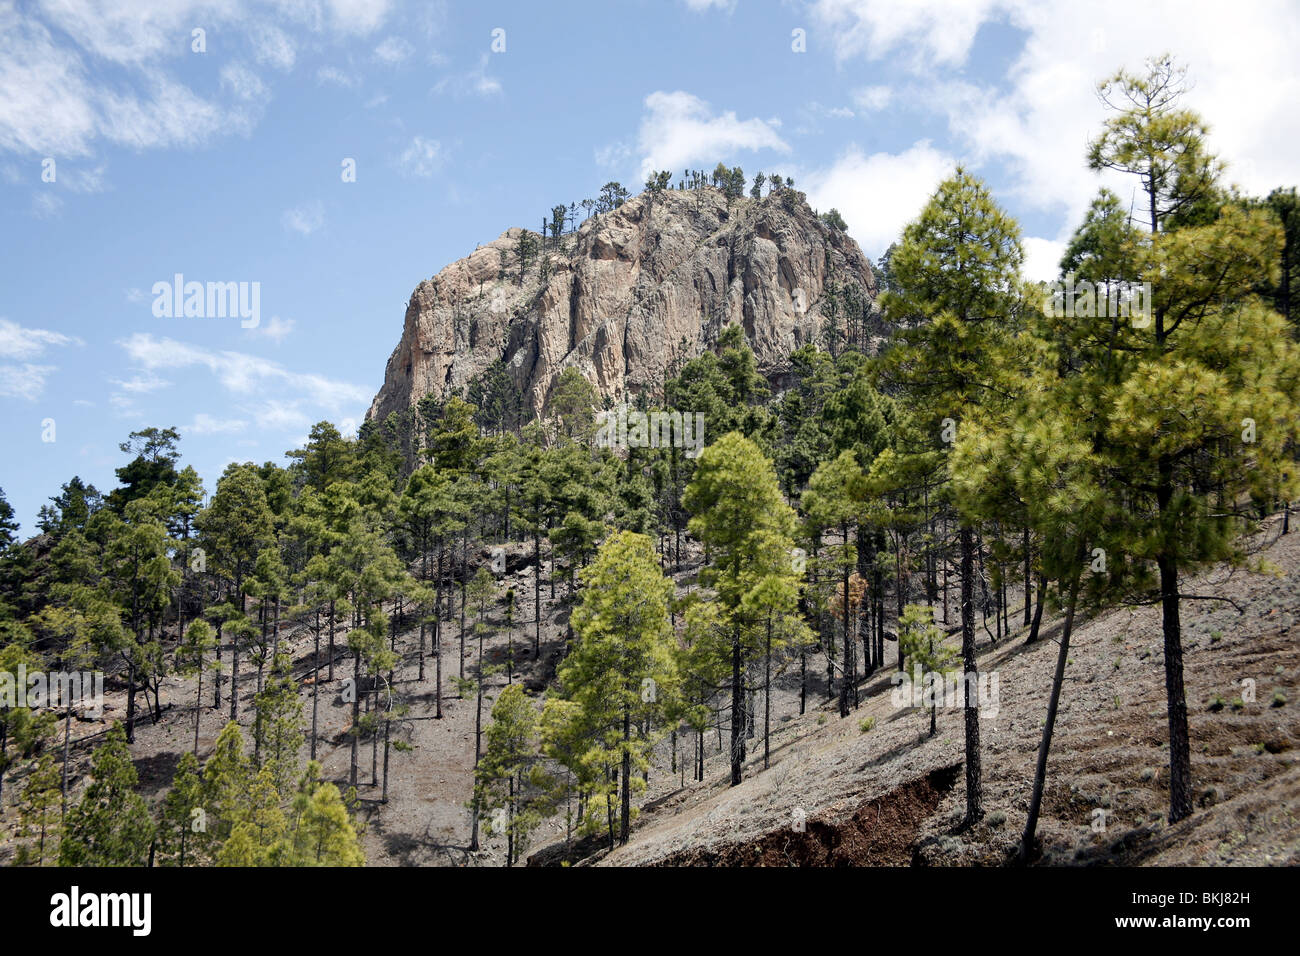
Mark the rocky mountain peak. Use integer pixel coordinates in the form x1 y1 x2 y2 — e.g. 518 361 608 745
366 184 876 425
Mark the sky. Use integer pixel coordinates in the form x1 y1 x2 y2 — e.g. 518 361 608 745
2 0 1298 533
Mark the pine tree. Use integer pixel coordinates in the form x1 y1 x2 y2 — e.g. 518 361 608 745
157 751 205 866
201 720 252 849
897 604 959 736
15 752 61 865
289 762 365 866
1074 54 1300 822
465 565 498 850
556 531 679 845
175 619 216 756
253 653 304 795
475 683 552 864
877 166 1027 825
196 463 274 723
804 451 864 716
59 722 156 866
217 769 290 866
684 432 802 786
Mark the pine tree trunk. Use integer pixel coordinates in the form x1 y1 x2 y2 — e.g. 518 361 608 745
460 527 469 677
799 649 806 715
507 777 516 865
730 629 743 786
271 597 280 660
213 596 225 708
435 548 444 718
1158 551 1193 823
959 525 982 825
349 651 360 788
230 592 243 723
605 764 615 850
328 600 336 682
371 688 379 786
381 718 391 803
311 625 320 762
1019 566 1082 862
533 528 541 655
619 698 632 845
764 616 772 770
194 661 202 757
416 618 426 685
840 554 851 718
1026 572 1047 644
61 707 71 819
126 660 137 743
1023 526 1032 625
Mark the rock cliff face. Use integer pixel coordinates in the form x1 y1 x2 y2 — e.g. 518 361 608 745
366 185 876 424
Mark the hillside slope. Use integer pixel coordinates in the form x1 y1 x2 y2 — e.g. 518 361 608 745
565 515 1299 867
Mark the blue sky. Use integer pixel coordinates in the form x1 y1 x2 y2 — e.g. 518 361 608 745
2 0 1298 533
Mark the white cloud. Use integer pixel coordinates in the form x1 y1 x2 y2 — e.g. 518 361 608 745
316 66 360 88
802 141 955 258
0 318 83 359
396 137 443 178
252 23 296 71
31 192 63 218
33 0 228 68
0 4 261 156
0 1 392 157
250 314 295 344
185 413 248 435
595 140 632 168
432 54 501 97
813 1 1300 231
852 86 892 112
0 317 83 400
42 162 108 193
682 0 735 10
373 35 413 64
636 91 790 180
117 333 371 413
0 364 57 401
254 399 312 432
109 372 172 393
97 74 255 150
0 7 97 155
282 200 324 236
1021 236 1067 283
813 0 1002 68
327 0 392 35
220 63 268 103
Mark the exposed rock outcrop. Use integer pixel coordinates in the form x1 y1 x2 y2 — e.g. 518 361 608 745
367 185 876 423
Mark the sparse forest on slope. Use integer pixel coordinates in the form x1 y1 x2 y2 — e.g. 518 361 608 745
1 57 1297 869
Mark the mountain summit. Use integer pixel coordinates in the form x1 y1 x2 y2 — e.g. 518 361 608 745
367 184 877 424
